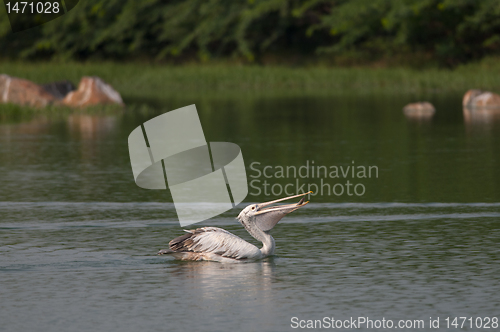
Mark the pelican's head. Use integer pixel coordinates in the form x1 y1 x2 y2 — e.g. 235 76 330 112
237 191 311 232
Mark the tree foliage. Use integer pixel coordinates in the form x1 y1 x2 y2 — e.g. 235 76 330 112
1 0 500 66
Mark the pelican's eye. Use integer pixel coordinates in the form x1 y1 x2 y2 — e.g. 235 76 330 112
251 206 255 210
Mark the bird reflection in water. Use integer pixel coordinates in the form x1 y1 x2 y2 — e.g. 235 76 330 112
165 259 277 304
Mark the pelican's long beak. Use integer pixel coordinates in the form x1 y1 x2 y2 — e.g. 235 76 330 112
252 191 311 232
255 191 311 215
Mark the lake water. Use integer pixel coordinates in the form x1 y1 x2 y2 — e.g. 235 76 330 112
1 93 499 331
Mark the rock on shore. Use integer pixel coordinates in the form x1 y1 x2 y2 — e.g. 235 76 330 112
0 74 124 109
63 77 124 108
463 89 500 109
0 74 60 108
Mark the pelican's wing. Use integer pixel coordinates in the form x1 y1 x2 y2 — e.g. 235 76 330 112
169 227 261 259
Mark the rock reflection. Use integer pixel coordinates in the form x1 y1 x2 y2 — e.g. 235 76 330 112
0 116 52 136
463 107 500 132
67 114 117 140
0 114 118 139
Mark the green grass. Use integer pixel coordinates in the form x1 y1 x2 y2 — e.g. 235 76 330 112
1 58 500 103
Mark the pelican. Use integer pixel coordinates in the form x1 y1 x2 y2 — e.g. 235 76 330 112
158 192 311 262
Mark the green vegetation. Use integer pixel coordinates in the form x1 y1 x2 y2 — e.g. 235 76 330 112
2 58 500 120
1 0 500 66
2 59 500 103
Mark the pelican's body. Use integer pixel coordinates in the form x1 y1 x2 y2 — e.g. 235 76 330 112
158 192 310 262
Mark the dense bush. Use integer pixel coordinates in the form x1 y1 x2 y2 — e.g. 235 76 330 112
1 0 500 66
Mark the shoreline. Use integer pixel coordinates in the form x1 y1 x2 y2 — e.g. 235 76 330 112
0 61 499 98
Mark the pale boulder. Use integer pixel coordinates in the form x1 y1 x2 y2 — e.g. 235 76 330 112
0 74 60 108
63 76 124 108
403 102 435 118
463 89 500 109
462 89 483 108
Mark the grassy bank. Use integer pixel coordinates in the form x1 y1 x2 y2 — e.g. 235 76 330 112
1 59 500 102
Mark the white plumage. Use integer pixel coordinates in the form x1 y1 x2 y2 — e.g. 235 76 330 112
158 192 311 262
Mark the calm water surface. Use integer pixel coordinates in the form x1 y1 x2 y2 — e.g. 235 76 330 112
1 94 500 331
